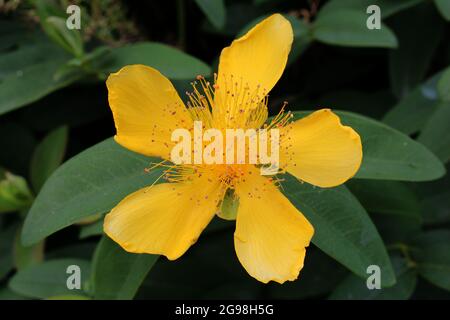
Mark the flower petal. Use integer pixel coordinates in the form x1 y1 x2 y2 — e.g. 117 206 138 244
107 64 192 159
104 173 225 260
281 109 363 188
214 14 293 123
234 169 314 284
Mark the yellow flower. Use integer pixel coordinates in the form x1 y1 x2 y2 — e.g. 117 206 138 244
103 14 363 284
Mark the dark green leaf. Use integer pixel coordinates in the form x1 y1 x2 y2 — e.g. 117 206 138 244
91 236 158 299
0 286 27 300
98 42 211 80
0 42 57 80
412 230 450 291
346 180 421 220
329 255 417 299
347 179 422 243
22 139 164 246
388 2 444 98
437 66 450 101
79 219 103 239
418 166 450 225
45 16 84 57
46 294 90 300
383 68 448 135
435 0 450 21
312 10 398 48
0 223 17 280
281 174 395 286
0 21 36 52
32 0 83 56
0 51 82 116
194 0 226 29
13 226 45 270
9 259 91 299
201 3 260 37
30 126 69 192
417 103 450 163
319 0 423 19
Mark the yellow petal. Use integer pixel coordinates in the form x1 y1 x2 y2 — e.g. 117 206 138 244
104 173 225 260
234 168 314 284
214 14 293 125
281 109 363 188
107 64 192 159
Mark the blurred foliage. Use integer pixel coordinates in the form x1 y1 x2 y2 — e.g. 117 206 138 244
0 0 450 300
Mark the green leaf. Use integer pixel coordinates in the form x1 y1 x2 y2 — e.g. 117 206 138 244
98 42 211 80
13 225 45 270
45 16 84 57
79 219 103 239
32 0 83 57
281 174 395 286
435 0 450 21
9 259 91 299
412 230 450 291
0 41 56 80
346 180 421 220
329 255 417 299
437 67 450 102
287 16 313 63
417 103 450 163
388 2 444 98
347 179 421 243
0 224 17 280
0 286 27 300
0 47 82 116
293 111 446 181
22 139 164 246
418 166 450 225
91 236 158 299
0 21 35 52
30 126 69 192
194 0 226 29
312 10 398 48
383 67 448 135
319 0 423 19
76 212 102 225
46 294 90 300
0 172 34 214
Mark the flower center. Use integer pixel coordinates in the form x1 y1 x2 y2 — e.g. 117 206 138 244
186 74 269 130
